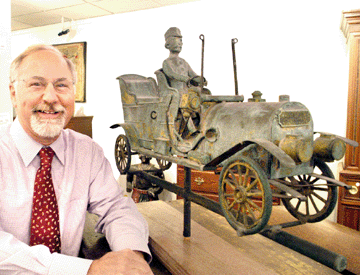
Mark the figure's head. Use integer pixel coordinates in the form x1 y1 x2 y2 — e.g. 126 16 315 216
165 27 183 53
9 44 76 145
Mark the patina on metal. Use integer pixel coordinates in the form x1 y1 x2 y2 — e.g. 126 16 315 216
111 27 358 240
313 133 347 162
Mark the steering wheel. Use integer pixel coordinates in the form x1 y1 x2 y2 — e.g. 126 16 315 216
187 76 207 87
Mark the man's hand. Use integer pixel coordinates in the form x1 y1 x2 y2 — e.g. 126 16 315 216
87 249 153 275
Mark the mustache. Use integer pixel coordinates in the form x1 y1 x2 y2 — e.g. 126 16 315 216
32 103 66 114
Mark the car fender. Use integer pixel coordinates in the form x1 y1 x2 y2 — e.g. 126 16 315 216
204 138 295 169
110 123 140 148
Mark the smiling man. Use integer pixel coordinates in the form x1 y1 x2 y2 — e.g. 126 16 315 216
0 45 153 275
10 47 75 145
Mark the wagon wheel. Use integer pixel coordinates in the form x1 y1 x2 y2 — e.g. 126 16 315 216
281 158 337 223
114 134 131 175
156 158 172 171
219 156 272 235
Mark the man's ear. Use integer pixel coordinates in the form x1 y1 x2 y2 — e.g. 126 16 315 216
9 83 17 109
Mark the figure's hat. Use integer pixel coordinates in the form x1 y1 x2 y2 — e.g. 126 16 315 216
165 27 182 40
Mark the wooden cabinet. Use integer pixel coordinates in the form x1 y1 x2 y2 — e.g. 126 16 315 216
338 172 360 230
338 10 360 230
65 116 93 138
177 165 220 201
176 165 280 205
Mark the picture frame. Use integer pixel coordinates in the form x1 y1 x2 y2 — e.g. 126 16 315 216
53 42 87 102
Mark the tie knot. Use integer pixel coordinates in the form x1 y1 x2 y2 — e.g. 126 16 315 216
39 147 55 166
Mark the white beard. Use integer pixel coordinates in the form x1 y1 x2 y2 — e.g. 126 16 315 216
30 104 67 138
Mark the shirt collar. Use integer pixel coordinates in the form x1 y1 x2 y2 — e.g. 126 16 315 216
10 118 65 167
51 132 65 166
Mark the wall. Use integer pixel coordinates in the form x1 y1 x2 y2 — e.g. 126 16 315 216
0 0 12 134
10 0 360 218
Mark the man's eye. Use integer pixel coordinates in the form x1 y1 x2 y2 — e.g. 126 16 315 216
55 82 69 88
29 81 44 87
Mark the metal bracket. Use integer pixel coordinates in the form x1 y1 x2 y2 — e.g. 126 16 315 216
309 173 352 190
269 179 307 201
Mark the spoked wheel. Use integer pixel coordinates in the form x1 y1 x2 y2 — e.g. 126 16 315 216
281 158 338 223
156 158 172 171
219 156 272 235
114 134 131 175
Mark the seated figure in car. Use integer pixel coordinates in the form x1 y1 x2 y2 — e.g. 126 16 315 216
162 27 206 139
162 27 205 97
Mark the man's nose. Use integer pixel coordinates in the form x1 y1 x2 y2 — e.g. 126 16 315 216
42 83 58 103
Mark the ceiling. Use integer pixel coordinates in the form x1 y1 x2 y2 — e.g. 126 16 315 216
11 0 198 31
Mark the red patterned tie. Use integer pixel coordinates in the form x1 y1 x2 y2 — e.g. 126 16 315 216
30 147 61 253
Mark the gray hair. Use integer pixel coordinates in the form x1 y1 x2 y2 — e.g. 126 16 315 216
9 44 77 84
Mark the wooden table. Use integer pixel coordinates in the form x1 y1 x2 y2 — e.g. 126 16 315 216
136 200 360 275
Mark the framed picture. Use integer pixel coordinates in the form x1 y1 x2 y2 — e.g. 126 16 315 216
54 42 87 102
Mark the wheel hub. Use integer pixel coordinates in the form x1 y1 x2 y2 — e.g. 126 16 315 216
234 188 247 203
299 181 313 196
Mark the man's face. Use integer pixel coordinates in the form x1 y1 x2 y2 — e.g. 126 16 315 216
167 36 183 53
10 50 75 145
